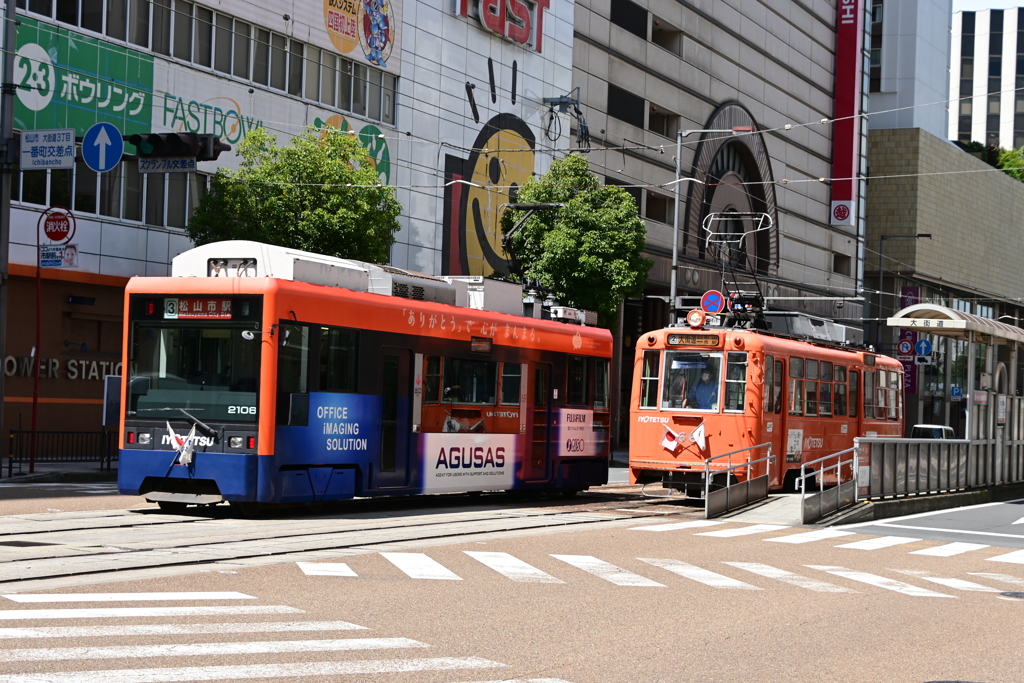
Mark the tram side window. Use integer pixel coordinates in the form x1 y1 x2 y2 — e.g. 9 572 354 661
318 327 357 393
773 359 783 414
594 359 610 409
863 370 875 418
277 323 310 425
423 356 441 404
500 363 521 405
568 355 587 405
834 365 847 416
789 357 804 415
888 371 901 420
819 361 833 416
804 359 818 416
443 358 496 404
763 355 775 414
640 350 659 409
849 370 859 418
724 352 747 412
875 370 888 420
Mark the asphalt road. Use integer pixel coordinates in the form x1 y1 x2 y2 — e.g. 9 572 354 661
1 484 1022 683
839 500 1024 548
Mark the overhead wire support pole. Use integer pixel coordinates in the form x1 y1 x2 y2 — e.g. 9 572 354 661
0 0 18 463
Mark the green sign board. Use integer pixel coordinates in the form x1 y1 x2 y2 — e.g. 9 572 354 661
14 18 154 137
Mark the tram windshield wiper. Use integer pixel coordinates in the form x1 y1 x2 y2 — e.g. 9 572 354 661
138 407 218 440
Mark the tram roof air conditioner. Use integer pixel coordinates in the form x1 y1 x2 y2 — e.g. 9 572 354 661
761 311 850 344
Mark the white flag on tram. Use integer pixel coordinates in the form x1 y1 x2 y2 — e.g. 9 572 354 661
689 422 706 451
166 421 197 466
661 425 682 452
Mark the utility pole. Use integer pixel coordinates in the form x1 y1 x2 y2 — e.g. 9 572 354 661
0 0 18 441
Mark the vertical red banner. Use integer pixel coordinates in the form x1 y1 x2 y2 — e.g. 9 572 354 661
831 0 863 226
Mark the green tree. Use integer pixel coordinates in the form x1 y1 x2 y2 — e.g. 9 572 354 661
187 126 401 263
998 146 1024 182
501 153 652 327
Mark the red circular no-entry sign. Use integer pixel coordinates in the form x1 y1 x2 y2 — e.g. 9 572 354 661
39 207 76 244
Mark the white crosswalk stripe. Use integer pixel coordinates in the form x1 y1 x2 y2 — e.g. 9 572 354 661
723 562 857 593
696 524 790 538
551 555 664 587
806 565 957 598
0 657 506 683
0 621 367 639
910 542 990 557
5 637 428 662
630 520 726 532
891 570 1000 592
765 529 854 544
968 572 1024 586
638 558 760 589
297 562 358 577
835 536 921 550
3 592 255 603
986 548 1024 564
464 552 564 583
380 552 462 580
0 606 303 621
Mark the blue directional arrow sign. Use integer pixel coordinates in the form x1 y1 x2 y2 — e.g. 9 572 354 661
914 339 933 356
82 122 124 173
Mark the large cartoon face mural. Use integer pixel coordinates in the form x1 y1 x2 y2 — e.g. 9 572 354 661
442 113 536 276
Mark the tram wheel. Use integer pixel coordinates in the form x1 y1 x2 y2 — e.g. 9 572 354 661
782 470 800 493
157 501 189 513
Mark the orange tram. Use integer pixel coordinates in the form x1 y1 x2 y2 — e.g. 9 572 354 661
628 312 904 494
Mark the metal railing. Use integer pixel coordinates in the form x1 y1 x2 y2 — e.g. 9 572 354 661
704 442 774 518
855 437 971 500
6 430 117 477
799 448 857 524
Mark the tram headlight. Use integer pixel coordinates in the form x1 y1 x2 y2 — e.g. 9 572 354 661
137 433 152 445
229 436 245 449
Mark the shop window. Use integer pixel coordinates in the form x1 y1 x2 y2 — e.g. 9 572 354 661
253 28 271 85
233 20 251 79
305 46 321 101
129 0 149 47
270 33 288 90
369 69 383 121
383 73 397 125
123 158 143 221
99 168 121 219
321 53 338 107
166 173 187 228
50 169 72 209
195 6 213 67
145 173 164 227
339 60 353 111
152 0 171 55
352 63 368 116
215 14 233 73
107 0 127 40
288 42 304 97
74 156 97 214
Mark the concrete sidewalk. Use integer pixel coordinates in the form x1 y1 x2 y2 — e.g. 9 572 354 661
0 459 117 483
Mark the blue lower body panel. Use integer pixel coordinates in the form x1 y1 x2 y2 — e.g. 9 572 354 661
118 449 259 501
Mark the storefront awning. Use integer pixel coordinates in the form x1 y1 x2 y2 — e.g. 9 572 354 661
888 303 1024 345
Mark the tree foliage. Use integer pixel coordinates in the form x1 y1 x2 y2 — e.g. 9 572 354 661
500 153 652 327
998 146 1024 182
187 126 401 263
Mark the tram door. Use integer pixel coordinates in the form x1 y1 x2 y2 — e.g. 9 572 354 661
377 348 412 488
527 363 553 481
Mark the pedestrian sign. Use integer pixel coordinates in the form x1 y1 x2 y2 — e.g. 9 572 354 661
82 122 124 173
914 339 932 356
700 290 726 314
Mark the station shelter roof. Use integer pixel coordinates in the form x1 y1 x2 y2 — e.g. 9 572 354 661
888 303 1024 346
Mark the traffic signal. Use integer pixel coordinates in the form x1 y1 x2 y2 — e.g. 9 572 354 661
126 132 200 158
196 134 231 161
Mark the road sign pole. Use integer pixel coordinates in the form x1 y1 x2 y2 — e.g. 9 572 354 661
0 0 17 454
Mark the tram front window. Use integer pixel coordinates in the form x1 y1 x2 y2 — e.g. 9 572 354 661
128 324 260 422
661 352 721 411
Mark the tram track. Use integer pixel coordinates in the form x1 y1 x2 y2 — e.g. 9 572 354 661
0 497 680 590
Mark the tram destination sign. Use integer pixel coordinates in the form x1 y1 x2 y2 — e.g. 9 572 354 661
164 297 232 319
667 333 719 347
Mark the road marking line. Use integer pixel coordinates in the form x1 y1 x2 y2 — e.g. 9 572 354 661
837 500 1013 528
639 558 760 590
806 565 957 598
910 542 990 557
844 522 1024 541
0 621 368 639
380 552 462 580
5 637 427 662
835 536 921 550
630 520 726 532
723 562 857 593
459 679 573 682
968 572 1024 586
891 570 1000 592
986 548 1024 564
0 606 303 621
551 555 664 587
0 656 505 682
2 592 256 603
464 552 564 583
765 529 855 544
696 524 790 537
296 562 357 577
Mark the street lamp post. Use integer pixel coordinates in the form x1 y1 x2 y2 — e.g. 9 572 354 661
667 127 752 325
876 233 931 350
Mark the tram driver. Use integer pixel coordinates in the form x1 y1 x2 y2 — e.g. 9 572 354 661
683 368 719 410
